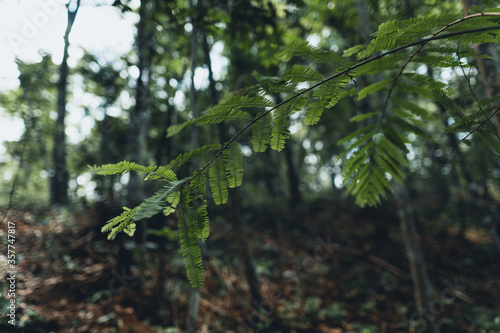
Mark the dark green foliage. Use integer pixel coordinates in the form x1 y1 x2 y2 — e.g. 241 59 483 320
251 112 272 152
223 142 244 188
178 189 206 287
166 144 221 170
209 155 229 205
95 9 500 286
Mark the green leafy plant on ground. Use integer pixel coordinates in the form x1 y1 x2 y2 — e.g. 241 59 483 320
93 9 500 287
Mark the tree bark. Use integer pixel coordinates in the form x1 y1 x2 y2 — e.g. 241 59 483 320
50 0 80 205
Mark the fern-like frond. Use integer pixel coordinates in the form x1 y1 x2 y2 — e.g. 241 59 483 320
337 124 377 146
223 142 244 188
167 120 196 138
343 44 367 58
166 144 221 169
411 54 464 68
132 178 190 221
183 173 210 242
381 124 410 153
101 206 139 240
194 109 253 126
354 54 403 76
271 96 307 151
339 128 409 207
92 161 155 176
209 155 229 205
391 97 433 121
357 79 394 100
476 129 500 156
92 161 177 182
167 93 273 137
163 190 181 217
305 74 350 125
144 166 178 181
433 89 466 124
207 93 273 112
251 112 272 152
387 115 435 142
350 111 381 123
178 190 205 287
357 14 460 59
282 65 324 83
447 106 490 132
277 39 348 68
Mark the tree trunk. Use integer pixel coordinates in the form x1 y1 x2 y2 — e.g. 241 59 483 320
355 2 437 331
202 25 264 306
272 94 302 209
393 183 438 333
126 0 154 206
99 110 113 199
50 0 80 205
124 0 155 317
284 141 302 208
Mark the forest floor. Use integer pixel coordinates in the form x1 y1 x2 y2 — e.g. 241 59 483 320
1 199 499 332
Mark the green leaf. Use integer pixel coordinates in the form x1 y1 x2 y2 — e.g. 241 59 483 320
167 120 196 138
132 178 190 221
167 93 272 137
350 111 381 123
270 95 307 151
476 129 500 156
251 112 272 152
305 74 350 125
92 161 177 182
223 142 244 188
195 109 253 126
123 223 136 237
209 155 229 205
92 161 154 176
282 65 324 83
188 172 210 241
166 144 221 170
271 105 291 152
178 191 205 287
277 38 348 68
357 79 394 100
101 206 141 240
387 115 435 142
338 124 376 146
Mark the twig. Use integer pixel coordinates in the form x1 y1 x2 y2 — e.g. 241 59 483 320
381 13 500 121
456 39 498 138
452 105 500 153
368 254 406 278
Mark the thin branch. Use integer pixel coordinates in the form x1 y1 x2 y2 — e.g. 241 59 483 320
455 39 498 137
381 13 500 121
451 105 500 153
456 38 482 107
181 16 500 189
